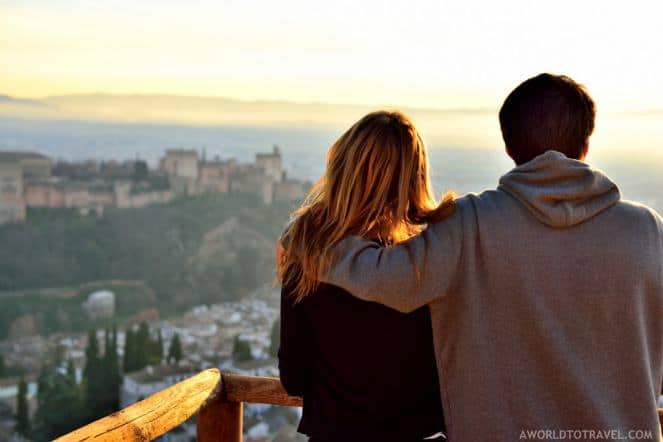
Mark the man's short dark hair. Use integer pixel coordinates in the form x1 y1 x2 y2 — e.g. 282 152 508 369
499 73 596 165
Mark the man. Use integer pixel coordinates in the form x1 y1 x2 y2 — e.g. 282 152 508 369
320 74 663 441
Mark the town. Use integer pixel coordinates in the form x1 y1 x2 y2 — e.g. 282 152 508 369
0 285 300 441
0 146 309 441
0 146 309 225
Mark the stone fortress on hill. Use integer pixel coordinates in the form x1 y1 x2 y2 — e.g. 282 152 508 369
0 146 309 225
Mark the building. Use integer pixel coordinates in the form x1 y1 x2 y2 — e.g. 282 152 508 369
160 150 199 195
0 151 52 180
198 159 232 194
121 364 195 408
23 180 59 207
160 150 199 180
0 151 52 224
255 146 283 183
273 176 309 202
82 290 116 320
0 146 307 225
113 181 174 209
229 164 275 204
0 161 25 224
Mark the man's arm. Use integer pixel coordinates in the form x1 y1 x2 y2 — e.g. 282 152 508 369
320 202 465 313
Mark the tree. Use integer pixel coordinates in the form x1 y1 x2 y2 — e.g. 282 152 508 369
135 322 150 369
269 319 280 358
123 327 135 373
133 160 148 180
146 328 162 366
124 322 162 372
66 359 76 384
32 370 84 441
83 330 99 381
232 336 253 363
99 328 121 415
15 376 30 437
83 330 104 421
109 326 121 401
0 353 5 377
156 329 164 363
167 333 182 364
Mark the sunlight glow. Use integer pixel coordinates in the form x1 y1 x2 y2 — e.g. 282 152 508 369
2 0 663 112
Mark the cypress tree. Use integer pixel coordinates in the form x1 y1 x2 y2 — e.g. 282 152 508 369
15 376 30 437
232 336 252 362
123 327 134 373
66 359 76 384
83 330 103 420
83 330 99 381
32 370 83 441
108 326 121 411
167 333 183 364
103 328 111 364
156 329 164 364
136 322 150 369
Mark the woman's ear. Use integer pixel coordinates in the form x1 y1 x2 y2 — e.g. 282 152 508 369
276 239 286 266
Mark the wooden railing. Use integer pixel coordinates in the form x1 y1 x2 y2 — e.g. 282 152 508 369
55 368 663 441
55 368 302 442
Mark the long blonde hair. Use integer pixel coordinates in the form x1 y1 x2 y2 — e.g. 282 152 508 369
278 110 455 300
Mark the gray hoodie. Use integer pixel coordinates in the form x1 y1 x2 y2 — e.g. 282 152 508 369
322 151 663 441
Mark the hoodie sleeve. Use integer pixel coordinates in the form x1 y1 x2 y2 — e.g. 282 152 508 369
320 201 466 313
653 209 663 294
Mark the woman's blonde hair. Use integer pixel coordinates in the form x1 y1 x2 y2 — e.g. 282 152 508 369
277 110 455 300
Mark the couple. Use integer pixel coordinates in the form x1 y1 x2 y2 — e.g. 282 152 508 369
276 73 663 442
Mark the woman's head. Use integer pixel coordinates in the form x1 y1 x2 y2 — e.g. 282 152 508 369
278 110 454 299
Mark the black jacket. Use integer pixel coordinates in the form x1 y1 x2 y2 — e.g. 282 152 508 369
278 282 445 442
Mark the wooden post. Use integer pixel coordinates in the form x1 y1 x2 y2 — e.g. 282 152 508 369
197 400 243 442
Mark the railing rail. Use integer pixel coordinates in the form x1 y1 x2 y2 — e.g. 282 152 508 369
56 368 663 441
55 369 302 442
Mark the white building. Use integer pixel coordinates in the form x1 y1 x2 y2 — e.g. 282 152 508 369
121 364 195 408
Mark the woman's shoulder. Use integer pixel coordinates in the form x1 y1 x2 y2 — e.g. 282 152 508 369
281 281 343 304
296 282 430 319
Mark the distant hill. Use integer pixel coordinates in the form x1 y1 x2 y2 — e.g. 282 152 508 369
0 94 46 106
0 92 493 127
0 92 499 148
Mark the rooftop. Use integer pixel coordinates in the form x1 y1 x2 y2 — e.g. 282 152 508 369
0 151 49 162
164 149 198 157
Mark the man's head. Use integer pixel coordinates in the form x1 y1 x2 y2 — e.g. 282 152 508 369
499 73 596 165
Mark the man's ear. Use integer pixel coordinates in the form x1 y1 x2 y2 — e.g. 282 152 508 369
580 139 590 160
505 145 516 163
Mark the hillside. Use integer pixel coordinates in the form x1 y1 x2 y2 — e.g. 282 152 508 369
0 281 157 339
0 193 294 337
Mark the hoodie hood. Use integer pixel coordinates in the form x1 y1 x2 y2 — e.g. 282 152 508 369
498 150 621 228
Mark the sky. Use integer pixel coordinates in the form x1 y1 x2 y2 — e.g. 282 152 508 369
2 0 663 113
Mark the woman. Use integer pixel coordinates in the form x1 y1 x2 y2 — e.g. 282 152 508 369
277 111 454 441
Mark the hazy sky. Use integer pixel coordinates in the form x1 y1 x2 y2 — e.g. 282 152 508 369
1 0 663 112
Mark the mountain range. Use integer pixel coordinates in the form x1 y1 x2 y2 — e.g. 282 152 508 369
0 92 494 127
